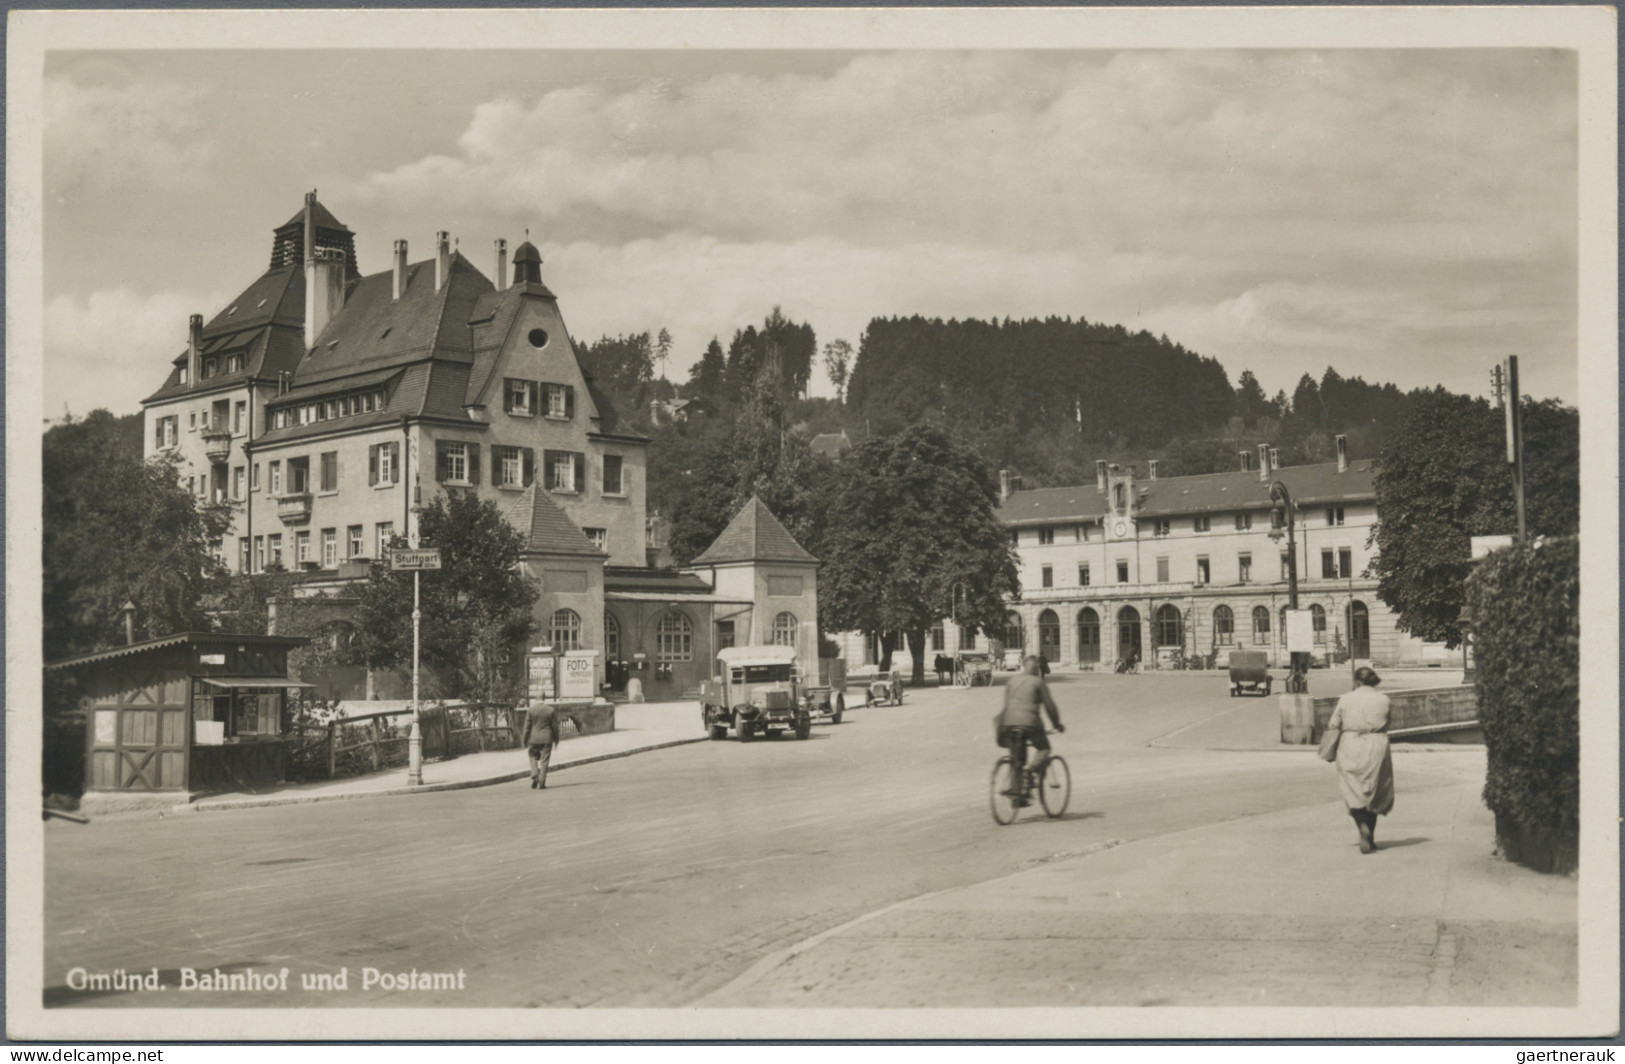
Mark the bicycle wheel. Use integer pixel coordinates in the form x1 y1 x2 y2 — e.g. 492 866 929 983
989 757 1020 825
1039 756 1071 818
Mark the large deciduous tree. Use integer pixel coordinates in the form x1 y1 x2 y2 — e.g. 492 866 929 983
1370 389 1578 646
43 410 231 660
349 491 538 701
819 423 1020 685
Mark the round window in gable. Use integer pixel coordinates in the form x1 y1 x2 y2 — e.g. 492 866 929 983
528 328 549 348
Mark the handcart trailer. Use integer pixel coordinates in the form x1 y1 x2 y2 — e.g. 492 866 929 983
803 656 848 724
1228 650 1273 697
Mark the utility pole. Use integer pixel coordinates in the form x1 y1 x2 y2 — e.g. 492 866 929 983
1503 356 1527 544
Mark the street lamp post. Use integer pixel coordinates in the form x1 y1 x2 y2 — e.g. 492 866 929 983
1268 479 1309 694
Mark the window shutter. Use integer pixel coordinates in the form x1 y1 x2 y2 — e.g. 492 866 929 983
522 447 535 487
491 446 501 486
574 452 586 493
368 445 379 486
564 385 576 419
527 381 539 414
542 450 558 490
468 443 481 485
502 381 513 414
435 441 449 483
389 442 401 484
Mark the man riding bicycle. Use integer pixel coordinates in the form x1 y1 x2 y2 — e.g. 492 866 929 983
997 655 1065 806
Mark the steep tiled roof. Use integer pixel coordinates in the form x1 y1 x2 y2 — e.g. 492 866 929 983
583 376 646 441
143 265 307 403
279 200 351 233
1001 459 1376 527
690 496 818 566
504 486 603 557
295 254 492 386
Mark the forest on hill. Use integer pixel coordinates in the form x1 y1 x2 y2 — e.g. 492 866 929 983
75 306 1449 568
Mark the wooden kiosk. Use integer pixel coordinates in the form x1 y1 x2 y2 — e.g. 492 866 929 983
46 632 310 803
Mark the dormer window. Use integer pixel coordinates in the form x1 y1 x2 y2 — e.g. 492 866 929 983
545 383 571 419
224 353 244 374
203 358 218 379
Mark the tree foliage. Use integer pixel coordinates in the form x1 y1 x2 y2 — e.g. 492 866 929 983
43 410 231 660
818 424 1020 684
1465 537 1579 873
348 491 538 701
1370 389 1578 645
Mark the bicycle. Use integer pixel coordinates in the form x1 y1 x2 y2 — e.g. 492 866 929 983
989 733 1070 824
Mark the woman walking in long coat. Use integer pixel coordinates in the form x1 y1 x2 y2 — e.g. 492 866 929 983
1327 666 1394 853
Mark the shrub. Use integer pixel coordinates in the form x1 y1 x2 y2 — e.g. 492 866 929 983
1465 536 1579 874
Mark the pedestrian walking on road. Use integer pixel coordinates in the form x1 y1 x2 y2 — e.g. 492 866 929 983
1326 666 1394 853
520 701 561 790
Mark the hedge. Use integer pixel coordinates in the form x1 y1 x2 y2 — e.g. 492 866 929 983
1464 536 1579 874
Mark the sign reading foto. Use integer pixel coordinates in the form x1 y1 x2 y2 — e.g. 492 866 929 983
390 548 443 571
559 650 599 700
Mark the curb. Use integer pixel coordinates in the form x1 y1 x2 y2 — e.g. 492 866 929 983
170 735 708 815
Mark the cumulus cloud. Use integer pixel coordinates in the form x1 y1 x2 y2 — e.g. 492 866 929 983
45 287 228 417
45 75 214 193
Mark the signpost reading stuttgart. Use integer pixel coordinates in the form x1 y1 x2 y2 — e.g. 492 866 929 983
390 549 443 571
391 547 442 785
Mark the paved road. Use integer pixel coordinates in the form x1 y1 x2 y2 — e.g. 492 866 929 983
43 673 1490 1009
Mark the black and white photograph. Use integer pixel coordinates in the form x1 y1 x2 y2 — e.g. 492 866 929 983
6 6 1618 1044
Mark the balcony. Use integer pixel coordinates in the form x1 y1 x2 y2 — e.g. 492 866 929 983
276 493 313 524
201 428 233 463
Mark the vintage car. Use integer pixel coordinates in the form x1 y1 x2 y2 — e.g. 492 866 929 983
699 646 813 742
864 670 904 707
956 650 995 687
1227 649 1273 697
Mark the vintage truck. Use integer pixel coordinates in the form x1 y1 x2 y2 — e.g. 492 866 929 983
699 646 814 742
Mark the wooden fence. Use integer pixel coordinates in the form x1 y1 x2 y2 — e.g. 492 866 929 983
286 702 520 782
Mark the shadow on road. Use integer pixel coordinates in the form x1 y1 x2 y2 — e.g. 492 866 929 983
1373 836 1430 850
1009 810 1104 825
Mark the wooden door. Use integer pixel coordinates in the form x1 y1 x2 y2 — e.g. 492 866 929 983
87 678 190 791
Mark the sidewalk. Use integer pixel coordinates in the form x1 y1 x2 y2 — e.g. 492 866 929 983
176 701 704 814
705 747 1580 1014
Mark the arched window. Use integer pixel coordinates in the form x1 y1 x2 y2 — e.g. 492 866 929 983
549 609 582 651
1037 609 1061 662
655 611 692 661
1076 607 1101 664
1155 604 1183 648
1252 606 1271 643
604 611 620 661
1346 600 1370 657
1310 603 1327 645
772 612 799 647
1213 605 1234 645
1004 611 1025 650
1117 606 1142 661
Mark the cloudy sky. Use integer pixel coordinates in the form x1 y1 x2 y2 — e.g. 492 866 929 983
39 43 1579 418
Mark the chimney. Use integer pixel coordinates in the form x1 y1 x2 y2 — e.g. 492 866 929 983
302 190 316 267
393 240 408 300
999 469 1013 503
306 247 346 348
1239 450 1253 472
494 238 508 289
187 314 203 386
435 231 451 290
1258 443 1271 481
1335 434 1348 473
1269 447 1280 473
1147 459 1159 480
1095 459 1108 493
